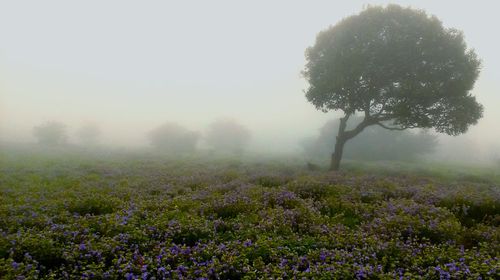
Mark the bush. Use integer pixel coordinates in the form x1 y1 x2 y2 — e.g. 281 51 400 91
11 232 64 269
437 194 500 227
32 121 67 146
76 122 101 146
166 218 213 246
148 122 200 154
204 193 254 219
365 199 462 243
205 119 251 154
66 195 119 216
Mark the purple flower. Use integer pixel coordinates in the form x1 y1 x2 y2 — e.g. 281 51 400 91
176 265 186 273
24 253 32 260
170 245 181 255
319 251 327 262
355 268 366 279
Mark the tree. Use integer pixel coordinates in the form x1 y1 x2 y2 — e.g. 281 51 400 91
206 119 251 154
301 116 437 162
33 121 67 146
148 122 200 154
303 5 483 170
77 122 101 146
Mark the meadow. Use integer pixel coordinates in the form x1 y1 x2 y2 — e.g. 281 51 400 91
0 147 498 279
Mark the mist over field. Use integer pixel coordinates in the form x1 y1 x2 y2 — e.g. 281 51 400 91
2 2 500 279
1 0 499 162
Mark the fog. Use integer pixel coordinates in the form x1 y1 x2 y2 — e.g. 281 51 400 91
1 1 499 162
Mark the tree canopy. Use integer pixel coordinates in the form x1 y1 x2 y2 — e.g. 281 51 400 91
206 119 251 154
33 121 67 146
148 122 200 154
303 5 483 170
77 123 101 146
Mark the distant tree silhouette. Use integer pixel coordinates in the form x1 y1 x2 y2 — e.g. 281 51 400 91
206 119 251 154
33 121 67 146
77 123 101 146
148 122 199 154
303 5 483 170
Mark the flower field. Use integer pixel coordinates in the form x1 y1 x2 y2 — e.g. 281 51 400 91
0 153 498 279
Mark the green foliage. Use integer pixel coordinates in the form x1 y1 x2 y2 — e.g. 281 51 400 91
437 192 500 227
66 195 119 216
167 218 213 246
367 199 463 243
10 232 65 269
204 194 255 219
319 198 363 228
303 5 483 135
0 153 498 279
251 174 292 188
287 179 351 202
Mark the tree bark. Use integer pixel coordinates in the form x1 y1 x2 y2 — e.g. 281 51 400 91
329 113 377 171
330 138 346 171
330 116 348 171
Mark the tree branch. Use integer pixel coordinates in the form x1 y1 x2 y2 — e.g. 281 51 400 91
375 122 407 131
343 113 351 123
342 115 377 141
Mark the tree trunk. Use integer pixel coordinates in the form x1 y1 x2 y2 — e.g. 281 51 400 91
330 138 345 171
328 113 376 171
330 116 348 171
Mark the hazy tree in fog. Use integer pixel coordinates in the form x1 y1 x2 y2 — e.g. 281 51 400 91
148 122 199 154
301 117 437 162
33 121 67 146
77 122 101 146
206 119 251 155
303 5 483 170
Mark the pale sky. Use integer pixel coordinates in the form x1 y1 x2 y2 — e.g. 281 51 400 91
0 1 499 156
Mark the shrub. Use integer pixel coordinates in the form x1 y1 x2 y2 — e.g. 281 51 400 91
32 121 67 146
66 195 119 216
366 199 462 243
205 119 251 154
148 122 200 154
